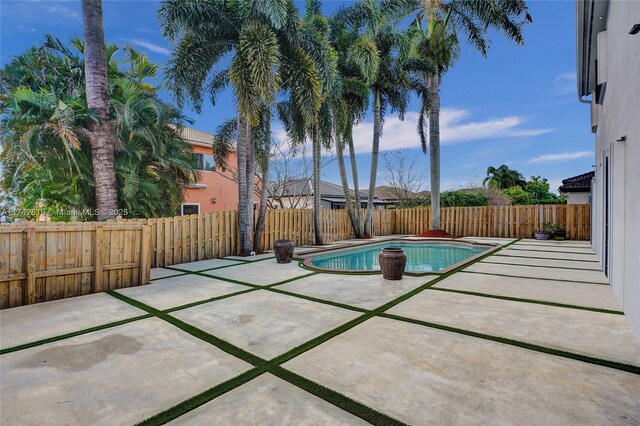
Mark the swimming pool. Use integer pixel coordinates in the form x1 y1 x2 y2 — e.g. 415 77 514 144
300 240 494 274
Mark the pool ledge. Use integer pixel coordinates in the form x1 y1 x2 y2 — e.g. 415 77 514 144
295 238 500 276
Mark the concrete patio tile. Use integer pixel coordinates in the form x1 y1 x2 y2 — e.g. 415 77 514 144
463 262 608 283
204 260 311 285
515 240 592 249
224 252 276 262
172 290 360 359
151 267 185 280
171 258 243 272
0 293 145 350
169 373 367 425
277 273 432 309
433 272 622 311
388 290 640 366
498 248 599 262
508 245 595 254
519 238 591 245
0 318 250 426
284 317 640 425
116 274 248 310
482 255 602 270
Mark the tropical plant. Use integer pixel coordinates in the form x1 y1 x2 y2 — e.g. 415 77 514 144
0 37 196 220
411 0 532 230
483 164 526 189
440 190 489 207
81 0 120 220
160 0 303 255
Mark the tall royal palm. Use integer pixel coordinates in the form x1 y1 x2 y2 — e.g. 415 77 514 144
277 0 335 245
81 0 119 220
412 0 531 230
160 0 299 255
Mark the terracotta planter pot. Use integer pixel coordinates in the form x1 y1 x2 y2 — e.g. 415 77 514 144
379 248 407 280
534 231 551 240
274 239 294 263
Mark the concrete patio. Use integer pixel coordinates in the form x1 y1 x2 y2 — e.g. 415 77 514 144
1 237 639 425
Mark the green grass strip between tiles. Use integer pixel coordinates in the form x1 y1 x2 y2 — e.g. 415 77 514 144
150 272 188 282
479 260 602 271
460 270 609 285
270 366 408 426
107 291 266 366
136 367 269 426
163 288 260 313
378 313 640 375
0 313 153 355
426 287 624 315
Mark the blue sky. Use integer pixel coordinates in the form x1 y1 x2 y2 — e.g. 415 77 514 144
0 0 595 193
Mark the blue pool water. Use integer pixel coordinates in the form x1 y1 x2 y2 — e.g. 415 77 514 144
309 241 489 273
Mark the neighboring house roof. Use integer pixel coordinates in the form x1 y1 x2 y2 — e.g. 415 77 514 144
559 171 594 193
173 126 237 150
276 179 368 198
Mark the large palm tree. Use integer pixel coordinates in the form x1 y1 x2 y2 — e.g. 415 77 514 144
276 0 334 246
412 0 531 230
328 8 372 238
483 164 526 189
81 0 119 220
160 0 300 255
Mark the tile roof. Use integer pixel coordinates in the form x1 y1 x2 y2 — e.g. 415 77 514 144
559 171 594 193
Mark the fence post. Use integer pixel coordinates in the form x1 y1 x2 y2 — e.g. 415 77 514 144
25 226 36 304
94 224 104 292
140 225 151 285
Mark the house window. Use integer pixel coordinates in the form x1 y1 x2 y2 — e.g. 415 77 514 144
181 203 200 215
194 153 216 171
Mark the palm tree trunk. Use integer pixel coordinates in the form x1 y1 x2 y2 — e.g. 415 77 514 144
81 0 119 221
365 88 381 237
334 127 358 237
348 133 363 237
429 74 441 230
312 125 323 245
253 137 270 254
245 123 256 253
237 110 250 256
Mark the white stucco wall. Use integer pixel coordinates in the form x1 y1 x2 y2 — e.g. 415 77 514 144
565 192 591 204
590 0 640 343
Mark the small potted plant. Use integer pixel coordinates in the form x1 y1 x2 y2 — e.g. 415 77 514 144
534 223 553 240
549 224 567 240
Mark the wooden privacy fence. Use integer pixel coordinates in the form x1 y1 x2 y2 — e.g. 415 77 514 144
0 222 151 309
395 204 590 240
115 203 590 268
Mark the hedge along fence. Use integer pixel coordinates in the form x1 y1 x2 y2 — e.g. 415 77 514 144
0 222 151 309
115 203 590 268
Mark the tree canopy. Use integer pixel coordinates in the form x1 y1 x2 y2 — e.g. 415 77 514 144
0 37 196 220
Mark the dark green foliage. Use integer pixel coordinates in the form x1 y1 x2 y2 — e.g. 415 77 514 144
503 176 566 205
0 37 196 220
440 190 489 207
483 164 527 189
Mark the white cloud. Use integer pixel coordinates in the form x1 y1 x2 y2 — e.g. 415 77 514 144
129 39 171 56
552 72 576 95
528 151 593 164
47 5 80 21
349 108 553 154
